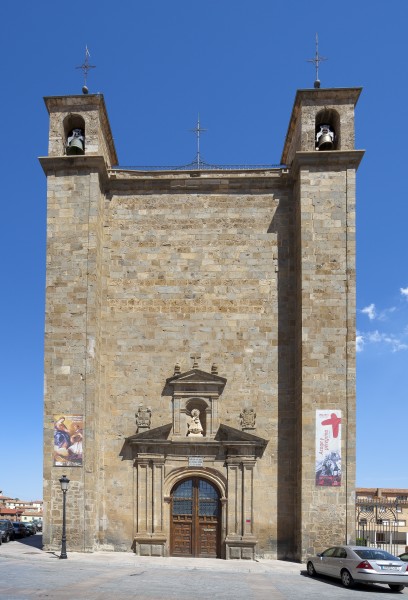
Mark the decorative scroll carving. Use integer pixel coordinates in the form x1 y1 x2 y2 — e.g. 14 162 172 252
136 405 152 432
240 408 256 431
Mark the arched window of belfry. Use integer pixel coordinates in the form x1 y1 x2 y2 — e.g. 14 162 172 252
315 109 340 151
63 114 86 155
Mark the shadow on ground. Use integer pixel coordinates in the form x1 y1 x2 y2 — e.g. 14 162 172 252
13 534 43 550
300 570 397 593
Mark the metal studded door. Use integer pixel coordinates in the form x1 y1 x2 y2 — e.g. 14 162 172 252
171 477 220 558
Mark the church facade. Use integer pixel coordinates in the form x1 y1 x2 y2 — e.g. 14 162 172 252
41 85 363 560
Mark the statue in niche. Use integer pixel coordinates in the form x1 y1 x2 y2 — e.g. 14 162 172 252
135 405 151 432
240 407 256 431
187 409 203 437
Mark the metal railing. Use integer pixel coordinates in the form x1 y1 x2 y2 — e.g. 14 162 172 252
112 158 286 172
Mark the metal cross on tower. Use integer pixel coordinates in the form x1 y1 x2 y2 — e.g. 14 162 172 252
306 33 327 89
76 46 96 94
190 115 207 169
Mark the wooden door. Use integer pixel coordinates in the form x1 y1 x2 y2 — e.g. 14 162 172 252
170 477 220 558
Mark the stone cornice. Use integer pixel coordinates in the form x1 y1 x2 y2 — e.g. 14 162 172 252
291 150 365 178
39 155 110 188
106 168 290 195
40 157 292 195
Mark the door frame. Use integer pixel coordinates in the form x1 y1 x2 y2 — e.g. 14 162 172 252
169 475 222 558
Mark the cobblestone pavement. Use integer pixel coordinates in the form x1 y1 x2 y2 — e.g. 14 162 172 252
0 535 407 599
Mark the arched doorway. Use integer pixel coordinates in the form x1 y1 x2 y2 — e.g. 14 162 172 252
170 477 221 558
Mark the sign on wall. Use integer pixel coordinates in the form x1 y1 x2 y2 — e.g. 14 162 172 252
315 410 342 487
53 415 83 467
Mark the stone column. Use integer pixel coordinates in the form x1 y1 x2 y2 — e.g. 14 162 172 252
136 456 149 533
225 458 257 559
173 396 181 436
134 454 167 556
226 460 241 536
152 458 165 533
242 460 256 537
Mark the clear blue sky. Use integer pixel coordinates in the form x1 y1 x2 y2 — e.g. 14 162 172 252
1 0 407 500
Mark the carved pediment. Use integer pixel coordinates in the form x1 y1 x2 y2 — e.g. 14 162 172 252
215 424 267 445
126 423 172 443
123 422 268 460
166 368 227 393
168 368 227 439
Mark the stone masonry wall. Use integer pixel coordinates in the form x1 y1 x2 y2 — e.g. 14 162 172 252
96 184 296 555
295 163 356 559
43 88 360 560
43 169 102 551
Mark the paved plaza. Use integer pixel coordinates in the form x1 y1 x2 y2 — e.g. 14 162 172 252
0 535 407 599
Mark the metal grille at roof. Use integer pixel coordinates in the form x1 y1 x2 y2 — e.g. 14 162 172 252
112 158 286 172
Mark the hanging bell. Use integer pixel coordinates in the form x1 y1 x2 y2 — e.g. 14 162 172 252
316 124 334 151
66 128 85 155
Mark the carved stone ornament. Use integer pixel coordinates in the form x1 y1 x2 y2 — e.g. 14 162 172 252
135 406 152 432
187 409 203 437
240 407 256 430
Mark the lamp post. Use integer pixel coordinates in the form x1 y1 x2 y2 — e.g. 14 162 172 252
359 519 366 545
59 474 70 559
393 499 400 555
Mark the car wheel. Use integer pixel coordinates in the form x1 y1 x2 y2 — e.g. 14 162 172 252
389 585 404 592
307 561 317 577
5 534 9 543
341 569 354 588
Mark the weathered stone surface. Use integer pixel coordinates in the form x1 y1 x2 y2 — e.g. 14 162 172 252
41 88 362 561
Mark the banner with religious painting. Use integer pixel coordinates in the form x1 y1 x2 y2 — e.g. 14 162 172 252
315 410 341 487
53 415 83 466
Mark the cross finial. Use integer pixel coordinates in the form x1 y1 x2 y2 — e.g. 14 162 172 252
76 46 96 94
190 115 207 169
190 353 201 369
306 33 327 89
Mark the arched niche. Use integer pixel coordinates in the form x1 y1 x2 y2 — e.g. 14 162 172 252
185 397 209 437
63 113 86 155
315 108 340 151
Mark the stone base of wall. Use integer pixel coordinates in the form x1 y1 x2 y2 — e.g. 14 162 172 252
133 534 168 557
225 536 257 560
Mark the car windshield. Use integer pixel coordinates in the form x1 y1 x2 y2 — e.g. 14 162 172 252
355 549 399 561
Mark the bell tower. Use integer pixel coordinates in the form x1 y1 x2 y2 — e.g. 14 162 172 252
282 87 364 559
43 94 117 165
40 93 117 552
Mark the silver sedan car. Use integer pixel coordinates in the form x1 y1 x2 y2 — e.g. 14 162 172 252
307 545 408 591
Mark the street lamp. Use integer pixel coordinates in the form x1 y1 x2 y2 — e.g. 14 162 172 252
59 474 70 559
359 518 367 545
